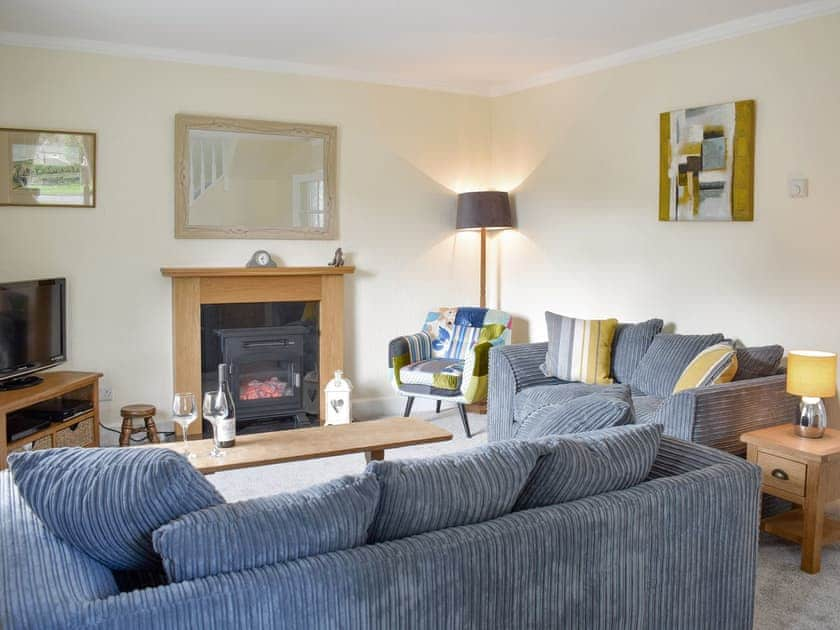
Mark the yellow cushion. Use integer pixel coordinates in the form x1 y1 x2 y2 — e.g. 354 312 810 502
673 343 738 393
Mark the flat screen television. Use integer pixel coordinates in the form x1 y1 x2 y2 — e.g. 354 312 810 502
0 278 66 390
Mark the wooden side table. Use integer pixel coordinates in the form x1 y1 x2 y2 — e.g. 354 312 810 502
741 424 840 574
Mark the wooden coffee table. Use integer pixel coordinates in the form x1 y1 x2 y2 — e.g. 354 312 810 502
149 417 452 475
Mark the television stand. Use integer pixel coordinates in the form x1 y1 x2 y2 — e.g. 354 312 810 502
0 375 45 392
1 371 102 469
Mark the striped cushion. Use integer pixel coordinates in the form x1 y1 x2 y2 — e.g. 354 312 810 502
153 474 380 583
611 319 664 383
7 447 224 571
366 440 541 543
514 424 662 511
399 359 464 391
542 312 618 384
514 394 634 439
673 343 738 393
629 333 724 397
734 345 784 381
0 472 119 628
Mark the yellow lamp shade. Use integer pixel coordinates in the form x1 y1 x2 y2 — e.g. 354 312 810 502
786 351 837 398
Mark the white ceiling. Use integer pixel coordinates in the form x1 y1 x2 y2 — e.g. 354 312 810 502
0 0 835 95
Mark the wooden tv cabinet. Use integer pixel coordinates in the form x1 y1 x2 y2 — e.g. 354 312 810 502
1 371 102 469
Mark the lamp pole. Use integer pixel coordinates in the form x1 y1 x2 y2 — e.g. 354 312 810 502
480 227 487 308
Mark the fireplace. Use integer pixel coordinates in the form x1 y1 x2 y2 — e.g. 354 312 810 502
161 266 353 437
201 303 318 436
219 325 312 425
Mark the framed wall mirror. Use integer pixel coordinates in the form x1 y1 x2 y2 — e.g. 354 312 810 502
175 114 337 239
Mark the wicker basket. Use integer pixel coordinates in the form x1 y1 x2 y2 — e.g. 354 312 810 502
55 417 94 448
9 435 52 454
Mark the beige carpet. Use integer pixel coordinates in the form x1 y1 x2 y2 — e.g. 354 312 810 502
204 410 839 630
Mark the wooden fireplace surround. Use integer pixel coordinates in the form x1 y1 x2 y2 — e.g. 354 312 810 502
161 266 354 436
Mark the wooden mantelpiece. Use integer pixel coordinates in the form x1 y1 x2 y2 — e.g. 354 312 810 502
161 266 354 436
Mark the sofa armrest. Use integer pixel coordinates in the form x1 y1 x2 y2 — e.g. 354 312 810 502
388 332 432 391
648 435 759 479
649 374 798 456
488 343 560 441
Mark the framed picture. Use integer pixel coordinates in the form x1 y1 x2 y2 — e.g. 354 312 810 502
0 128 96 207
659 100 755 222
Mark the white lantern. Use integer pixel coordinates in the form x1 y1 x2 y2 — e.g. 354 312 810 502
325 370 353 425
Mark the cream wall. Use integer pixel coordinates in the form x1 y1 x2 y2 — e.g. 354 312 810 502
1 13 838 430
0 46 492 426
489 15 840 415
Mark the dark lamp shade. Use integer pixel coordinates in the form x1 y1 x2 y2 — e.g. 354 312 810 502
456 191 512 230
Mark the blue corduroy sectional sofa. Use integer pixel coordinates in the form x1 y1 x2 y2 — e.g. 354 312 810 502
1 423 761 630
489 318 799 454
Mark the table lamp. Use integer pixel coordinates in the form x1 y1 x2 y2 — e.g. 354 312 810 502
456 191 513 308
787 350 837 438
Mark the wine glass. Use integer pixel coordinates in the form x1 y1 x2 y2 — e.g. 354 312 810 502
202 391 228 458
172 393 197 459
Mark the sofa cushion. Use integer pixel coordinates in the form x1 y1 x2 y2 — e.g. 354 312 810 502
542 312 618 384
8 447 224 571
611 319 664 383
673 342 738 393
400 358 464 391
514 424 663 511
632 395 666 425
734 345 784 381
629 333 724 397
366 440 541 543
153 473 380 583
515 394 633 439
514 382 633 423
0 471 119 629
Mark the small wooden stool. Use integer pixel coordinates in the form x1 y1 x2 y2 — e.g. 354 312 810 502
119 404 160 446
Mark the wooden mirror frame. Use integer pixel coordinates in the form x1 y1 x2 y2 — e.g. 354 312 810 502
174 114 338 239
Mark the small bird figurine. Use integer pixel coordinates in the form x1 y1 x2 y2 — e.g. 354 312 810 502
328 248 344 267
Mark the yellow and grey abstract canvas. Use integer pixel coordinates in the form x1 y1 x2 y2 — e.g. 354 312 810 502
659 100 755 222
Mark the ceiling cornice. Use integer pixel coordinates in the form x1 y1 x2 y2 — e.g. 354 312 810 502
491 0 840 97
1 0 838 99
0 30 491 97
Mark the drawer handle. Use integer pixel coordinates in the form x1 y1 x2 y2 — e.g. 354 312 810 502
771 468 789 481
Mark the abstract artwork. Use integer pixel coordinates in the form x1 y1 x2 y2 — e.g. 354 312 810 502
659 100 755 222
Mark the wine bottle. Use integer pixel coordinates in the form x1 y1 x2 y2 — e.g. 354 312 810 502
216 363 236 448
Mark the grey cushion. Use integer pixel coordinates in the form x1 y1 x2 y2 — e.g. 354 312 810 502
515 395 633 439
629 333 724 397
514 384 634 439
515 424 663 511
0 472 119 628
632 395 666 425
611 319 664 383
514 382 633 423
153 473 380 583
366 440 541 543
8 447 224 571
734 345 784 381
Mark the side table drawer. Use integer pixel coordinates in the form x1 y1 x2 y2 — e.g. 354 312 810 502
757 451 806 497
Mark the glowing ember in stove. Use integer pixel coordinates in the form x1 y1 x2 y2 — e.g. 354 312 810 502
241 377 287 400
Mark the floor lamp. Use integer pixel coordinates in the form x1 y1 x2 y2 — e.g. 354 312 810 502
456 191 513 308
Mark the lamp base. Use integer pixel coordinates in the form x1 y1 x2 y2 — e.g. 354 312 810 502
794 397 827 439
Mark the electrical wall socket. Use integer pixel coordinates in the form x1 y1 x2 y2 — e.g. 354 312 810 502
99 386 114 401
789 177 808 198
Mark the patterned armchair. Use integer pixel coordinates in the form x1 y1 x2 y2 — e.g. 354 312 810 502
389 307 512 437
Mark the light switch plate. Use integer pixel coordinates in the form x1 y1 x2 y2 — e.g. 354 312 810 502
789 178 809 198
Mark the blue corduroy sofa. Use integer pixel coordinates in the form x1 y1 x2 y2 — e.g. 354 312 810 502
1 426 761 630
488 319 799 454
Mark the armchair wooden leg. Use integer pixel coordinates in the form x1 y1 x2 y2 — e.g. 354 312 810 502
403 396 415 417
435 400 442 414
457 404 472 438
